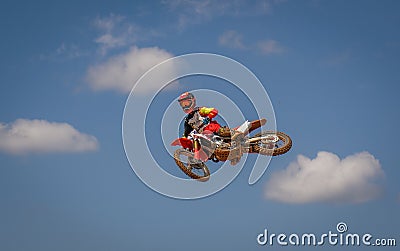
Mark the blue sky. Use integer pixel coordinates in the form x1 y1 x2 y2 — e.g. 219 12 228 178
1 0 400 250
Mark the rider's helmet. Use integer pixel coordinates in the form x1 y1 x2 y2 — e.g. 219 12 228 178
178 92 196 113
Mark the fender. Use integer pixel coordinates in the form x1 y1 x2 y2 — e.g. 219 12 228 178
171 137 193 150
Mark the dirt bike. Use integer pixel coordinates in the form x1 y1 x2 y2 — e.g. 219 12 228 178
170 119 292 182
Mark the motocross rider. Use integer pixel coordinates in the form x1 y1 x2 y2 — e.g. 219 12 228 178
178 92 242 165
178 92 221 137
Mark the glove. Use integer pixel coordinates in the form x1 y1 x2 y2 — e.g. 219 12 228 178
208 109 218 119
202 117 210 124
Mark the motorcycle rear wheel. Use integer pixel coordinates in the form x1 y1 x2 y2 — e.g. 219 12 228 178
173 149 210 182
251 131 292 156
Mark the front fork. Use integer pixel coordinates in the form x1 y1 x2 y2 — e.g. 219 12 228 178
193 139 200 152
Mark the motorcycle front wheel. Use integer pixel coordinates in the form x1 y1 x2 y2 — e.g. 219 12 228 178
251 131 292 156
173 149 210 182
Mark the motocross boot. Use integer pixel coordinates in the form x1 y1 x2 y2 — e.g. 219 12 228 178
230 157 239 166
231 130 244 142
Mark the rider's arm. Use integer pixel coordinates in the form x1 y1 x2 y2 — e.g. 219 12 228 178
199 107 218 119
183 120 192 138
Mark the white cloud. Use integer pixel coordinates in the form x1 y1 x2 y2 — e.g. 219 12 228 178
39 43 86 61
0 119 98 154
86 46 176 94
257 39 286 54
95 34 128 50
163 0 273 30
93 14 138 55
218 30 246 49
218 31 287 56
265 151 384 204
93 13 125 32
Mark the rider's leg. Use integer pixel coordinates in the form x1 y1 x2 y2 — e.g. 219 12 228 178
203 121 221 134
193 139 209 162
231 131 244 141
